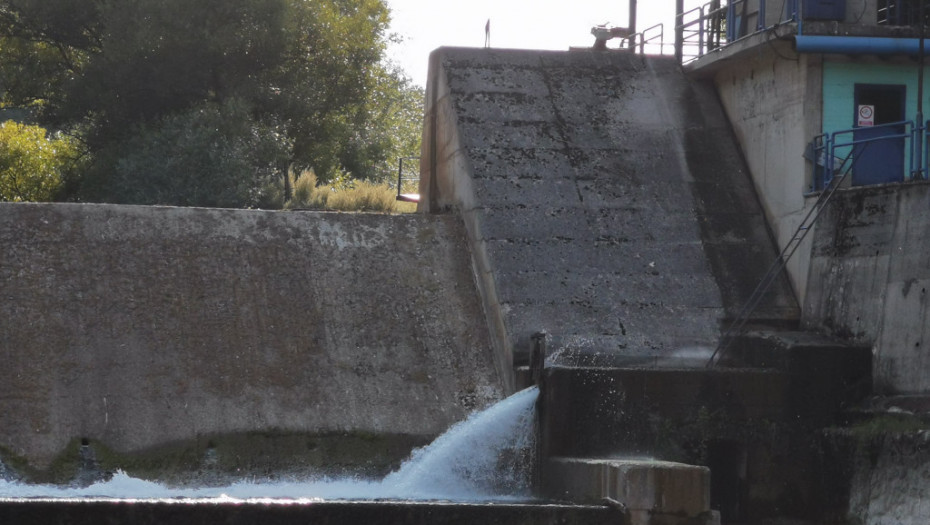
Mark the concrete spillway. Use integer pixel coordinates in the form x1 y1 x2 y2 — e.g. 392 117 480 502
420 48 799 373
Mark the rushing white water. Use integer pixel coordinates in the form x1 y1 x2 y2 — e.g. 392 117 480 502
381 385 538 500
0 387 539 502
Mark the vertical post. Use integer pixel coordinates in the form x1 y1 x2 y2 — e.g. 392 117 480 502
699 6 705 56
758 0 766 31
675 0 684 62
281 161 291 202
916 1 926 180
628 0 638 51
396 157 404 199
798 0 804 36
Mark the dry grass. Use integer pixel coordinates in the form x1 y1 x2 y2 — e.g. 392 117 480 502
284 170 416 213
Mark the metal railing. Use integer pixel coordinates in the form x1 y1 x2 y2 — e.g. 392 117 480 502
809 119 927 191
620 23 668 55
707 142 863 367
708 119 930 366
676 0 798 63
395 156 420 202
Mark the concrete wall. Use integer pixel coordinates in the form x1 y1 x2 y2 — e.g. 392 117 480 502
822 60 930 137
804 183 930 394
539 350 870 522
0 500 622 525
0 203 503 471
846 432 930 525
820 426 930 525
420 48 797 373
710 45 823 303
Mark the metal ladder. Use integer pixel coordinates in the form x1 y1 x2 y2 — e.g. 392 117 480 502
705 148 860 367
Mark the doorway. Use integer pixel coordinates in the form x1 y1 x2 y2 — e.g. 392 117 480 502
852 84 906 186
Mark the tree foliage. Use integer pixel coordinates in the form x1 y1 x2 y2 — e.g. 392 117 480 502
0 120 78 202
0 0 423 206
85 99 292 208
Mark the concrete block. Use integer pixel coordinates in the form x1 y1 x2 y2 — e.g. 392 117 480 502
544 457 711 521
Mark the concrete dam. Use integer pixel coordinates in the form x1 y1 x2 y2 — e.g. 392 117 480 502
418 48 798 370
0 49 895 524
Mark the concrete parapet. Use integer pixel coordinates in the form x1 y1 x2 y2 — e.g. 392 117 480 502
543 457 716 525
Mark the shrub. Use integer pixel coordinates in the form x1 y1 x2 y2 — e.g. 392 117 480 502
0 120 78 202
280 168 415 213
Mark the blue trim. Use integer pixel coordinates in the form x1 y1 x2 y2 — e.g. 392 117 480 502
795 35 925 55
810 118 928 191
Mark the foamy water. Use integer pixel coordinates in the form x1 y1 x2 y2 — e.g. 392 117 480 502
0 387 539 502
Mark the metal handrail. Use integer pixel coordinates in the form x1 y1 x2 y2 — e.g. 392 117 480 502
709 117 930 366
811 119 919 189
677 0 801 63
621 23 666 54
707 144 864 368
395 156 420 202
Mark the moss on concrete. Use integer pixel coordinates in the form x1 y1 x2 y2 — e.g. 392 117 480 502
1 431 431 486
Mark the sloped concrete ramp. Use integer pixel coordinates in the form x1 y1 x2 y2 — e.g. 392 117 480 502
420 48 799 372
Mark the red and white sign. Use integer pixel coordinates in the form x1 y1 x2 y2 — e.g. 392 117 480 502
858 104 875 127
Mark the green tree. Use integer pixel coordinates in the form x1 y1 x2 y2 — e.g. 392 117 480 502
0 120 78 202
83 99 291 208
0 0 422 207
340 63 424 183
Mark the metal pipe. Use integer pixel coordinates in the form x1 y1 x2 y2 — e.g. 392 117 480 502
629 0 637 52
795 35 929 55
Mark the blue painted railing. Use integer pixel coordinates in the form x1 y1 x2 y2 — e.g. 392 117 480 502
678 0 795 62
808 119 930 191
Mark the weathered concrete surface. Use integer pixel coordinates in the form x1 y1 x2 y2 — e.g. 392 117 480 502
705 44 823 304
0 500 623 525
538 363 870 522
419 48 798 375
0 203 503 473
723 330 873 418
543 458 716 525
820 425 930 525
846 431 930 525
804 182 930 394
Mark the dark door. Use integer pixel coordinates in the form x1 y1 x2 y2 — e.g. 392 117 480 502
852 84 906 186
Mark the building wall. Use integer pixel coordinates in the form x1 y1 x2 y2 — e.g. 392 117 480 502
712 45 822 302
822 60 930 182
0 203 503 471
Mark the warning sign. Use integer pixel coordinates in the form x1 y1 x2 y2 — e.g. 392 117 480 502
858 105 875 127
